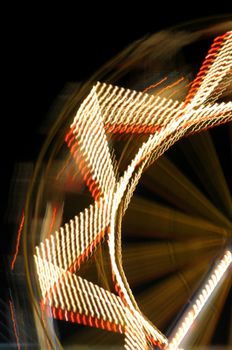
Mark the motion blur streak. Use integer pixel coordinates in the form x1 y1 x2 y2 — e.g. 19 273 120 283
11 212 25 271
154 77 185 97
175 130 232 218
48 207 57 237
9 300 21 350
143 76 168 93
141 155 231 227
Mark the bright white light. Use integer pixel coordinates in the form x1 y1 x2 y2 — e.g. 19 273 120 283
167 250 232 350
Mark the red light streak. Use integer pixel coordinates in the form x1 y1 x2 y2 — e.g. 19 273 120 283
157 76 185 96
11 212 25 271
185 32 229 104
48 207 57 237
9 300 20 350
143 77 168 93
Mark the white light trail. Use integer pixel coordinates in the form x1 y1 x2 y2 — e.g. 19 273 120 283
167 250 232 350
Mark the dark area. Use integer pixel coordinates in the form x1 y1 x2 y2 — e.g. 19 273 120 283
2 3 232 348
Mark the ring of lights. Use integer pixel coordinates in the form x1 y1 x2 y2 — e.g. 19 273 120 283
34 31 232 350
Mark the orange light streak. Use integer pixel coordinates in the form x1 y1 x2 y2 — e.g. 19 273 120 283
48 207 57 237
11 212 25 271
156 77 185 96
143 77 168 93
9 300 20 350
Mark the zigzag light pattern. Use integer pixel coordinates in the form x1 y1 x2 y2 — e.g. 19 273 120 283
34 31 232 349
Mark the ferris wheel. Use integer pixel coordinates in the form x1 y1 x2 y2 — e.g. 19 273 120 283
23 20 232 350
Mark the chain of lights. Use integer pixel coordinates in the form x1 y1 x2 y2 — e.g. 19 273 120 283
34 31 232 349
167 250 232 350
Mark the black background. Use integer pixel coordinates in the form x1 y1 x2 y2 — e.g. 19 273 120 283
3 4 232 203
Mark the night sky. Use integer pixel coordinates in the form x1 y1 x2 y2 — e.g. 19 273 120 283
4 4 232 173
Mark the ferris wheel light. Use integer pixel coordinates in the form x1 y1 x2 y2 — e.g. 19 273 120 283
33 31 232 350
167 249 232 350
